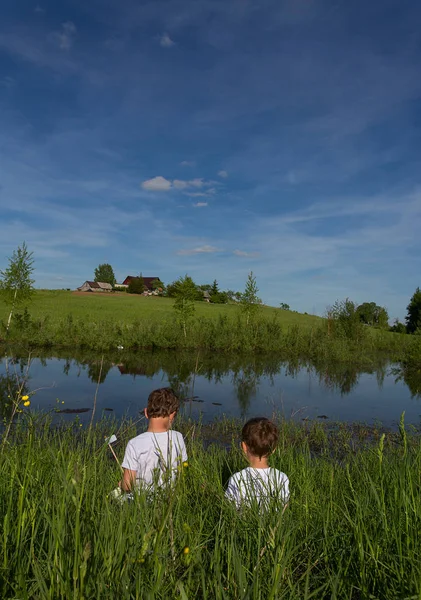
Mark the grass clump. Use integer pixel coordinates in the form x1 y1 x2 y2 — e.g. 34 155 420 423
1 414 420 599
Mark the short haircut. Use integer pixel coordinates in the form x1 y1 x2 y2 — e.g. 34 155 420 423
147 387 180 418
242 417 279 458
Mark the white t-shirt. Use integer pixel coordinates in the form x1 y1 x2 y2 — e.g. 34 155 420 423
225 467 290 510
121 430 187 489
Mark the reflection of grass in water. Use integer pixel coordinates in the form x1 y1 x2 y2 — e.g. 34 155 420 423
1 413 420 599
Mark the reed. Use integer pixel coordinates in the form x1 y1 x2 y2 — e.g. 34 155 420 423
0 414 420 599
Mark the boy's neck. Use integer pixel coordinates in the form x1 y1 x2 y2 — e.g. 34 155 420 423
147 416 172 433
248 455 270 469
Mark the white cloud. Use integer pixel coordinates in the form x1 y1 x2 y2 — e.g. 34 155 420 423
193 202 208 207
34 5 45 13
141 176 172 191
51 21 77 51
173 179 188 190
233 249 260 257
173 178 205 190
159 33 175 48
177 245 220 255
218 170 228 178
180 160 195 167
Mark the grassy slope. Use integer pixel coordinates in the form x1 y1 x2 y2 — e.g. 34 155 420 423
0 289 322 329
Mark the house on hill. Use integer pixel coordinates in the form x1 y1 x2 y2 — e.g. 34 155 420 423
77 281 112 292
122 276 161 292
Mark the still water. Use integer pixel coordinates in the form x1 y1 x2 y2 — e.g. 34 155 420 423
1 350 420 428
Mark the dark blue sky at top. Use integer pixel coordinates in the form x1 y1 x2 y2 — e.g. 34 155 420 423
0 0 420 318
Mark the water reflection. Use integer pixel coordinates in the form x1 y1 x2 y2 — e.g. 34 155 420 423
0 347 419 426
393 364 421 399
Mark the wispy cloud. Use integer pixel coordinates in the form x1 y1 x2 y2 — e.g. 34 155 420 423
173 178 203 189
193 202 208 207
180 160 195 167
233 249 259 258
177 245 220 256
159 33 175 48
50 21 77 51
141 175 216 196
218 170 228 178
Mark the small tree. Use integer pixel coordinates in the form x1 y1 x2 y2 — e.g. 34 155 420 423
94 263 116 287
240 271 261 325
390 318 406 334
326 298 364 340
279 302 290 311
127 275 145 294
0 242 35 334
406 287 421 334
173 275 197 337
150 278 165 293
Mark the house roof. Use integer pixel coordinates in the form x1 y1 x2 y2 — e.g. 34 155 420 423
78 281 112 290
97 281 112 290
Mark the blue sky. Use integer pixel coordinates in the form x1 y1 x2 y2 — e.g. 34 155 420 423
1 0 420 320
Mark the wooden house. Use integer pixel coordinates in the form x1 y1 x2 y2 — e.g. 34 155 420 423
77 281 112 292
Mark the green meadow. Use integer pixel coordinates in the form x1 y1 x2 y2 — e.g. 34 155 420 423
1 290 416 366
1 414 420 599
0 289 321 328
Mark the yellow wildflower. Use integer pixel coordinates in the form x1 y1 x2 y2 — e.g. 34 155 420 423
183 461 188 468
183 547 190 555
23 400 30 407
21 395 29 401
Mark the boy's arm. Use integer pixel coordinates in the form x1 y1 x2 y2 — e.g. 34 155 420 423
121 468 137 492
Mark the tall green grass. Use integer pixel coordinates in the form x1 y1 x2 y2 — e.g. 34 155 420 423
1 415 420 599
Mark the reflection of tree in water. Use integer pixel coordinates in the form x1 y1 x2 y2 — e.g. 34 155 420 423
316 360 390 396
318 366 360 396
393 365 421 399
232 367 259 416
87 359 112 384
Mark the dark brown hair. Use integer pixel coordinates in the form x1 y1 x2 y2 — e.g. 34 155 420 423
241 417 279 458
147 387 180 418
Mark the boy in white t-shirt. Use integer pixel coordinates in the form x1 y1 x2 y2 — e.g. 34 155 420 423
120 388 187 493
225 417 289 510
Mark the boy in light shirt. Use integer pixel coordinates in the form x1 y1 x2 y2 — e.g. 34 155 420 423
225 417 289 510
120 387 187 493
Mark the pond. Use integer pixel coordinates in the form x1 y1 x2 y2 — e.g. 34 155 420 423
0 349 420 429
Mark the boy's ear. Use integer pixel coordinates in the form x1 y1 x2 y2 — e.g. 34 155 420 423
144 408 148 419
241 441 248 454
169 410 177 422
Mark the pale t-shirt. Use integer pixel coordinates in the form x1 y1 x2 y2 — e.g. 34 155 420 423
225 467 290 510
121 430 187 489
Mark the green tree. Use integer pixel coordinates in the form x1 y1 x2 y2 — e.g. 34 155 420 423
0 242 35 334
240 271 261 325
172 275 197 337
150 278 165 293
327 298 364 341
389 319 406 334
127 274 145 294
356 302 389 329
94 263 116 287
279 302 290 310
406 287 421 334
210 280 219 296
